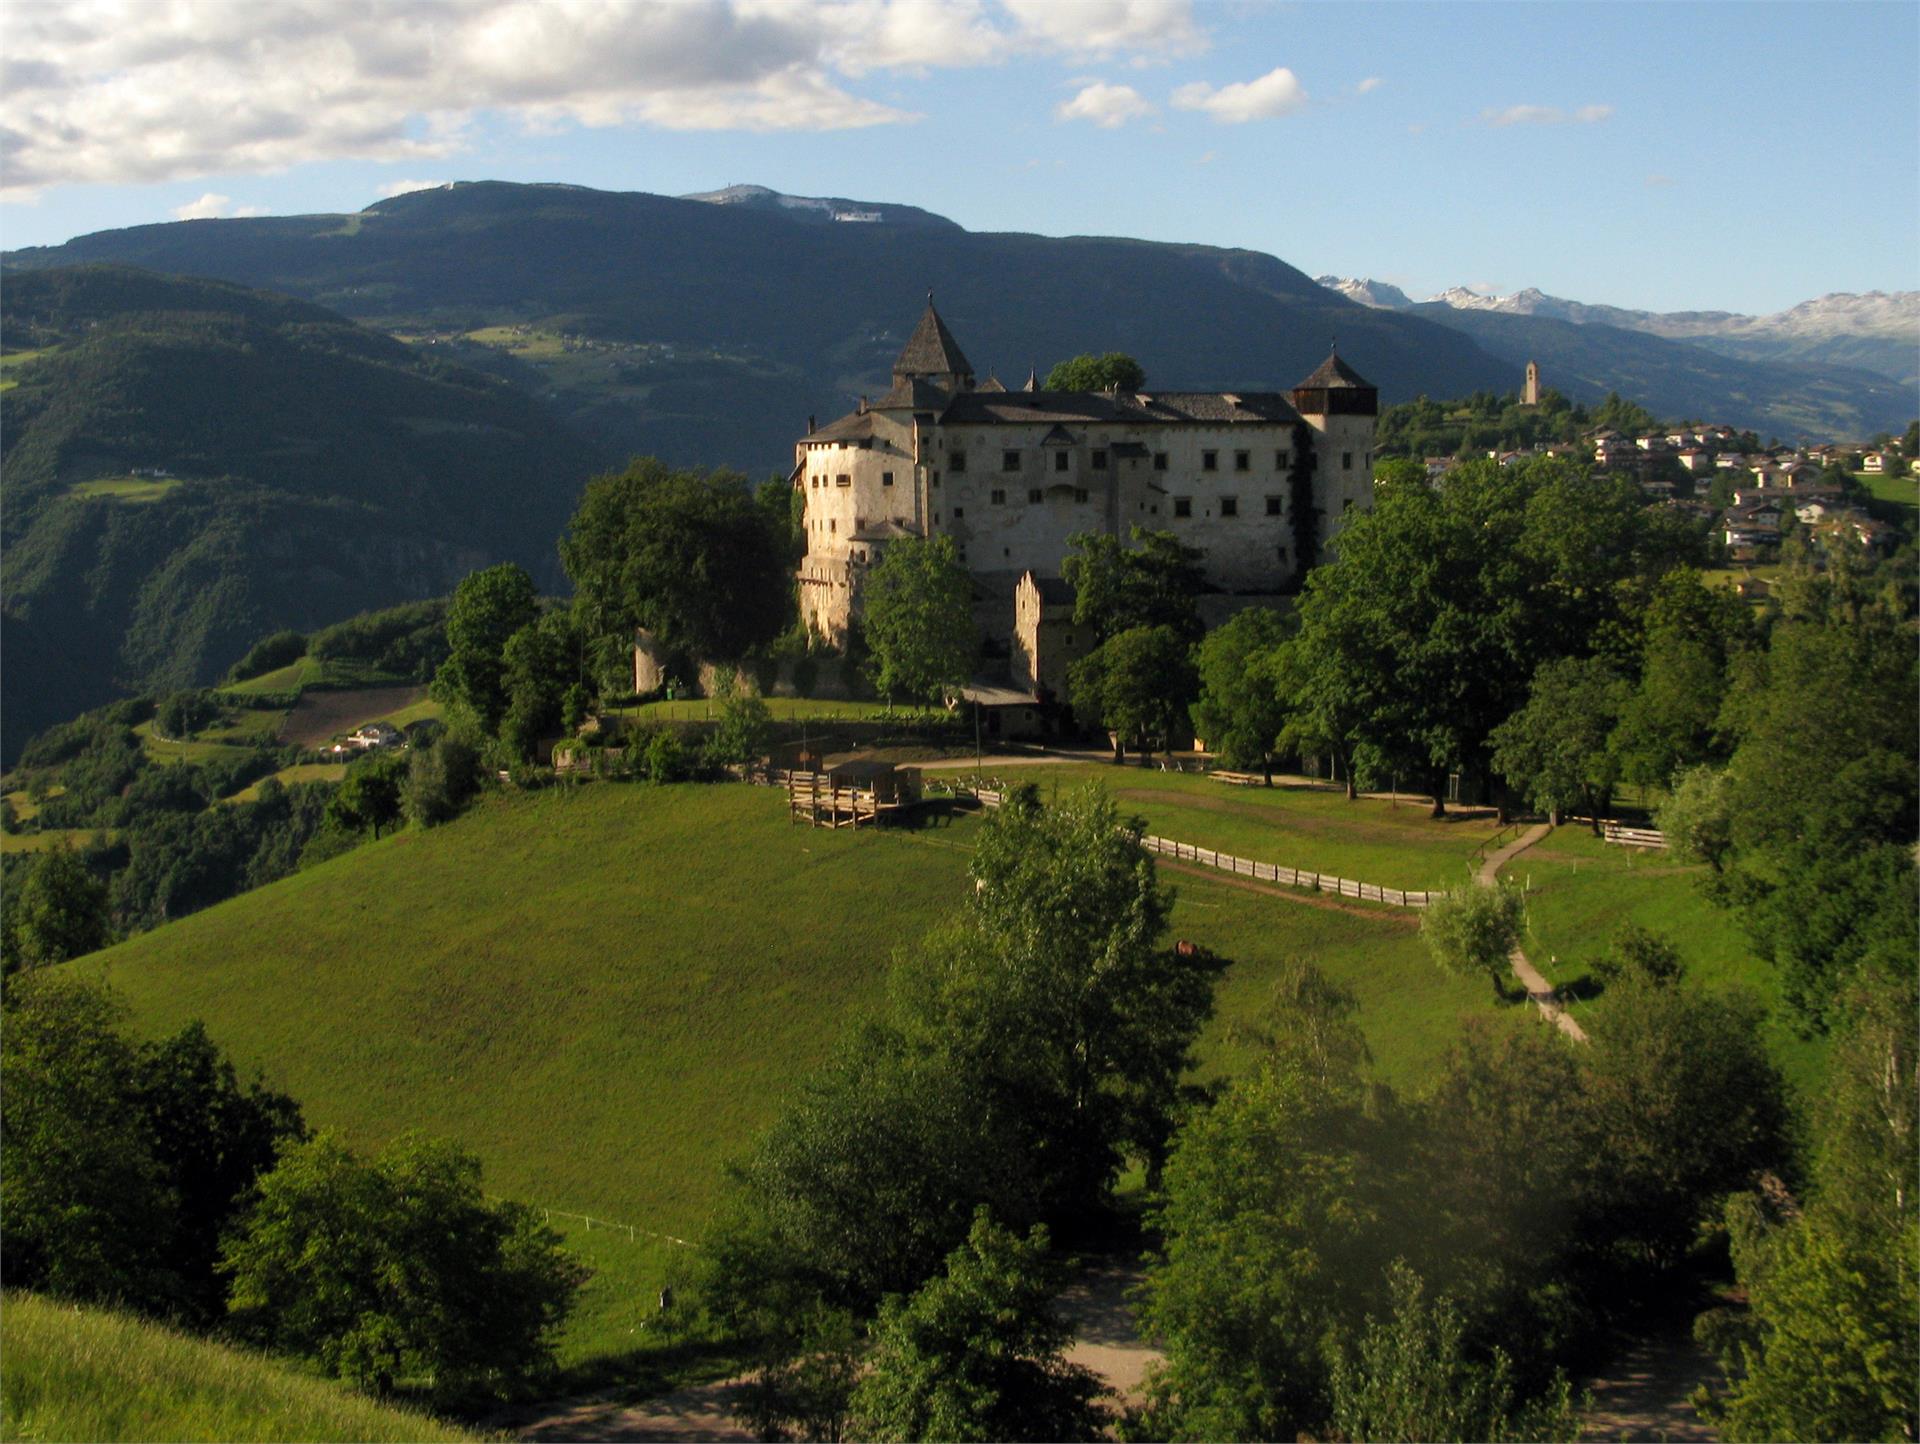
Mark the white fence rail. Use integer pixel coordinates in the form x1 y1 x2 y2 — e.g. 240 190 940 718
1601 821 1668 850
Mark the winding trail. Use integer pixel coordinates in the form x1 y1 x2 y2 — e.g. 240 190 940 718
1477 823 1588 1042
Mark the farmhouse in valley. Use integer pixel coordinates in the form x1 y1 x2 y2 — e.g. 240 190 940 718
793 299 1380 641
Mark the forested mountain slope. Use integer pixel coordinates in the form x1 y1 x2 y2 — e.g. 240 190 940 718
0 266 597 757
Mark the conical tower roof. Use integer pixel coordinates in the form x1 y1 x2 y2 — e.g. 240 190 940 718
1294 351 1374 390
892 297 973 383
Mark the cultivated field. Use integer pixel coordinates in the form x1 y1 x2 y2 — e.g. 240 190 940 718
0 1293 478 1443
279 684 429 748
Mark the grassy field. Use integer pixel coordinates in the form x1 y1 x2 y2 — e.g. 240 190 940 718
1 827 115 854
63 475 184 504
0 1292 478 1443
961 763 1504 891
224 762 349 802
618 697 946 726
1856 467 1919 526
68 779 1500 1368
1502 825 1826 1096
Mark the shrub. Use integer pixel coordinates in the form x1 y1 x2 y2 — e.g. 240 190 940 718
226 631 308 684
1421 884 1525 995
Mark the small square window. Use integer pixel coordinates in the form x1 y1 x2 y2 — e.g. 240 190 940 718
1055 451 1070 472
1343 452 1353 471
855 517 866 531
1221 496 1239 517
829 519 836 533
1003 450 1021 472
1028 488 1043 504
1074 488 1089 503
1202 451 1219 472
1234 451 1250 472
836 474 851 487
1091 449 1108 470
882 471 894 487
1153 452 1169 471
953 506 965 518
1276 450 1291 468
991 489 1006 504
950 451 967 472
1265 495 1282 516
1277 545 1288 564
1174 497 1192 518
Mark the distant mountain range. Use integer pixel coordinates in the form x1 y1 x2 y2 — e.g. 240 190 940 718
6 180 1909 468
0 265 597 757
1319 276 1919 391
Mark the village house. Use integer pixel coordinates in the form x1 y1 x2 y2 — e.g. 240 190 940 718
793 298 1379 642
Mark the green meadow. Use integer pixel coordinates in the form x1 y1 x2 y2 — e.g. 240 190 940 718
63 475 184 504
72 779 1500 1368
0 1293 479 1443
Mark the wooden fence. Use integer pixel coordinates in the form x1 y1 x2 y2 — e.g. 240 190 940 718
967 788 1438 909
1601 821 1668 850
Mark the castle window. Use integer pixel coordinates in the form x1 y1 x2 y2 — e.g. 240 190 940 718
830 519 836 533
1202 450 1218 471
1003 450 1021 471
1234 450 1250 472
953 507 965 518
1055 451 1069 473
1153 452 1169 471
1028 488 1043 504
856 517 866 530
1075 488 1089 503
1343 498 1355 512
1174 497 1192 518
882 472 895 487
1342 452 1353 471
1091 449 1108 470
836 474 852 487
991 489 1006 504
1276 449 1290 468
1220 496 1239 517
1265 495 1282 516
950 451 967 472
1277 545 1289 565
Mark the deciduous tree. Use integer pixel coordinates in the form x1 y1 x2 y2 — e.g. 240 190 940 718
1190 606 1292 781
1043 353 1144 393
432 563 539 732
861 535 977 703
1069 624 1198 765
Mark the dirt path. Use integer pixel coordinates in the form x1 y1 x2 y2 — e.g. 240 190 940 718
1478 823 1588 1042
1580 1319 1721 1441
279 684 426 748
1056 1264 1161 1405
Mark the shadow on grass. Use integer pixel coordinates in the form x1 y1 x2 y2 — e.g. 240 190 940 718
472 1332 753 1434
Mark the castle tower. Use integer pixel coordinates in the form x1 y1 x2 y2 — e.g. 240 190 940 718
1291 350 1380 543
1523 359 1540 406
889 296 974 395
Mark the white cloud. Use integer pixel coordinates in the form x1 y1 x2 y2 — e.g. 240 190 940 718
1483 102 1613 127
1171 67 1306 123
0 0 1204 199
1355 76 1382 94
375 178 454 199
172 192 265 220
1056 81 1156 128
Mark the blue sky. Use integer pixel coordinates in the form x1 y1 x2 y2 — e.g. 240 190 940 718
4 0 1914 314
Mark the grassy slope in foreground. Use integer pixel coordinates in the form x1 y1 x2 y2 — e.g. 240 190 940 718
0 1292 477 1443
73 782 1494 1361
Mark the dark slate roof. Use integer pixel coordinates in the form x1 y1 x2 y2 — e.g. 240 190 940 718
1294 352 1375 390
938 390 1302 427
852 519 917 541
978 374 1007 393
893 301 973 379
873 376 954 410
807 410 879 442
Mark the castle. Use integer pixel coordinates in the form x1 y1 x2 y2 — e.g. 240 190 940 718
794 299 1379 642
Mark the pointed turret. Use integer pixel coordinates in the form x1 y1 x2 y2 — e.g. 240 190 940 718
1290 350 1377 417
891 295 974 393
1023 367 1037 392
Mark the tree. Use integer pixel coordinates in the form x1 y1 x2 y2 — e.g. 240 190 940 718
1327 1262 1580 1444
1069 625 1198 765
404 733 480 827
223 1132 587 1399
1575 976 1788 1272
861 535 977 703
851 1209 1111 1443
1611 569 1749 787
1655 764 1734 870
327 751 406 839
1061 528 1205 645
498 610 581 760
560 456 792 668
1588 923 1684 989
129 1021 306 1319
1489 657 1627 829
0 977 180 1311
1043 352 1144 393
707 694 774 769
1420 884 1524 996
1 840 111 972
432 563 539 732
1290 459 1678 817
1190 607 1292 781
